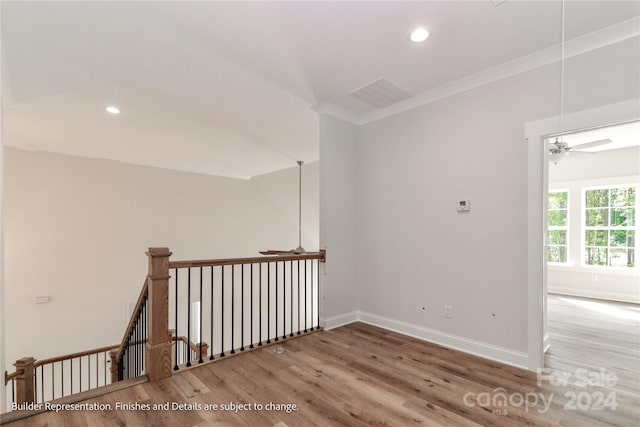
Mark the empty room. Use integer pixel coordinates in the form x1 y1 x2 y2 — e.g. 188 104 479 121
1 1 638 426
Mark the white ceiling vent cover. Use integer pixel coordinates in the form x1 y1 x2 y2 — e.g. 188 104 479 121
350 78 412 108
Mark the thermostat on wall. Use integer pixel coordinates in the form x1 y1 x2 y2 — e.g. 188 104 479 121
457 200 470 212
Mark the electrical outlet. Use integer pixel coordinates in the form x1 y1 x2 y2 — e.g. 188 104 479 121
444 305 452 319
592 274 599 282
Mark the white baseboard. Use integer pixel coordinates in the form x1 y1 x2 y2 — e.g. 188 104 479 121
321 311 359 330
321 310 529 370
543 334 551 354
548 287 640 304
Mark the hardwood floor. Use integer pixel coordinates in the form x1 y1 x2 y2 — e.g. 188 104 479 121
4 295 639 426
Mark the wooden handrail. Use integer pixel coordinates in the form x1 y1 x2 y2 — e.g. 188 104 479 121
113 278 149 363
33 344 119 368
173 336 202 354
168 250 326 269
5 370 19 385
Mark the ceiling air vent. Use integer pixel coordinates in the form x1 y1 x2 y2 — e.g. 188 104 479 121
350 78 412 108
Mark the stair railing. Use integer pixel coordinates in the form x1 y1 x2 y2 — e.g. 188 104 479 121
4 247 325 411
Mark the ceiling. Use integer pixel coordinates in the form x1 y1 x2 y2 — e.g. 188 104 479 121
2 1 639 178
558 121 640 152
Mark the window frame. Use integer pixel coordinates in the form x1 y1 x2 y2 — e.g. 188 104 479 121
581 183 638 269
547 189 569 265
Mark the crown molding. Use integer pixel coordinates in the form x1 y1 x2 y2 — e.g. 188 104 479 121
314 17 640 127
311 101 362 124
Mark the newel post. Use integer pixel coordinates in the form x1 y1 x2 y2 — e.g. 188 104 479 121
145 247 173 381
109 349 119 383
14 357 35 404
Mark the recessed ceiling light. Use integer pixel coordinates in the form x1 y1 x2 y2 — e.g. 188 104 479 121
410 28 430 43
105 106 120 114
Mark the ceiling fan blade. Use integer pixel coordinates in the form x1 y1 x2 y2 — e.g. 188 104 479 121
567 151 596 157
570 139 612 151
259 250 293 255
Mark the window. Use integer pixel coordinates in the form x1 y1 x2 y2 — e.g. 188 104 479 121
584 186 636 268
548 190 568 263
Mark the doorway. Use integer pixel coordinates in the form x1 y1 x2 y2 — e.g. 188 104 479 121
525 99 639 372
543 121 639 397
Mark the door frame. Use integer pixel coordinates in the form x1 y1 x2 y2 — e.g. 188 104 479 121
525 99 639 371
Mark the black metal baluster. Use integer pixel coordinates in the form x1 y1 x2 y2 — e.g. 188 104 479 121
210 266 215 360
250 263 254 349
139 306 142 375
317 260 320 328
199 267 204 363
304 260 308 333
143 300 147 374
138 317 141 374
187 268 192 367
267 263 271 344
174 269 179 370
282 261 287 340
310 260 315 331
231 264 236 354
132 325 135 379
61 359 64 397
290 261 294 337
139 304 143 376
118 354 123 382
275 261 279 342
220 266 225 357
12 379 15 404
134 321 138 378
52 363 55 399
79 355 82 391
297 260 301 335
258 263 263 346
241 264 245 351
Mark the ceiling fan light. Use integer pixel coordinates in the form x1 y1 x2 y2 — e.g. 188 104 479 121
549 152 569 164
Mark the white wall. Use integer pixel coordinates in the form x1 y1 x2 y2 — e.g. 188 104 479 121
3 148 318 368
355 70 537 362
549 146 640 303
319 115 358 324
320 37 639 368
252 160 319 251
0 87 6 414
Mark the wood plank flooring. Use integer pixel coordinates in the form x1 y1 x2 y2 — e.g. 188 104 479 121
4 295 639 426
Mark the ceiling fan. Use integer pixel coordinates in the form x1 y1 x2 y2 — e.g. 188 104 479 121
548 138 612 164
260 160 308 255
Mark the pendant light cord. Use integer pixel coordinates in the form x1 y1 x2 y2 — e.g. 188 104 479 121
297 160 303 249
559 0 566 139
